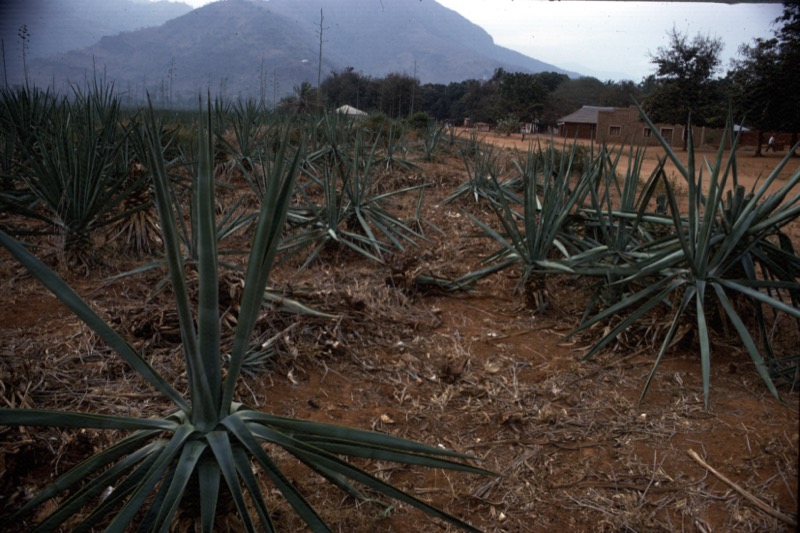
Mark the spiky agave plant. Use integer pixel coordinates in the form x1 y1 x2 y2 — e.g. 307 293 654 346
284 124 426 267
572 107 800 409
444 139 505 205
570 142 675 319
457 141 595 310
221 97 272 168
2 82 147 263
375 120 418 170
0 85 54 211
417 121 446 163
0 100 490 532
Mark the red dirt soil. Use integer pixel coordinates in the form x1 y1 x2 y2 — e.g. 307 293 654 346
0 134 797 532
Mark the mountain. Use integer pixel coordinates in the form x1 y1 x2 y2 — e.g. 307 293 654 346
16 0 577 104
0 0 192 78
27 0 327 103
266 0 571 83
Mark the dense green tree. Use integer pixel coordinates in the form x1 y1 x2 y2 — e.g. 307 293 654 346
416 82 457 120
497 70 548 123
602 80 641 108
729 3 800 155
547 77 608 125
320 67 378 111
776 3 800 151
532 71 569 93
378 72 419 119
729 38 783 155
643 28 726 144
636 74 660 103
444 85 468 121
460 78 500 123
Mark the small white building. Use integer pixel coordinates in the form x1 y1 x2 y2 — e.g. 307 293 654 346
336 105 368 118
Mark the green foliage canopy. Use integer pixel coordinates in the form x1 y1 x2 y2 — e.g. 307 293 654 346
643 28 726 128
729 4 800 146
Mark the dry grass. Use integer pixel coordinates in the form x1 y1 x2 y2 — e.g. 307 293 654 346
0 140 797 532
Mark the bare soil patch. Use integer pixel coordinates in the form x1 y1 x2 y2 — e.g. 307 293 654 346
0 136 797 532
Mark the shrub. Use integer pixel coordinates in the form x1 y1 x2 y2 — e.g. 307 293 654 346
494 115 520 136
406 110 433 131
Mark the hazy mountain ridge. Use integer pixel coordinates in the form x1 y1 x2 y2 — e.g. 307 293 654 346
0 0 192 63
264 0 568 82
28 0 325 102
12 0 578 103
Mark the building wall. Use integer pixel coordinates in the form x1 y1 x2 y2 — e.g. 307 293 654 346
596 107 690 147
594 106 736 148
560 123 596 139
597 107 645 143
559 106 748 148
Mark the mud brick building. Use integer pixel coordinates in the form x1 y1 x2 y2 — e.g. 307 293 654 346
559 105 713 147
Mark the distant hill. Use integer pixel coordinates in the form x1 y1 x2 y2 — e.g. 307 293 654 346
14 0 578 104
267 0 573 83
0 0 192 79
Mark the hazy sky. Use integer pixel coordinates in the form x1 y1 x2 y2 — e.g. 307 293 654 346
168 0 783 81
434 1 782 80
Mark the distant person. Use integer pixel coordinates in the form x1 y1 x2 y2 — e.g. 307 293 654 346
766 134 776 152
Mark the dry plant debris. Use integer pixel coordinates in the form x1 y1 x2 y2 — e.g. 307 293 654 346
1 135 797 532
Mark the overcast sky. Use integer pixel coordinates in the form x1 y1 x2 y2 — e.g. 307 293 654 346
434 1 782 81
169 0 783 81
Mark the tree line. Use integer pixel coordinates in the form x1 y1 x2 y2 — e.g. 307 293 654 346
285 67 640 132
283 4 798 150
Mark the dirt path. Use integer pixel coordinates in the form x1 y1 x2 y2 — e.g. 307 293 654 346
468 128 800 244
468 128 798 193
